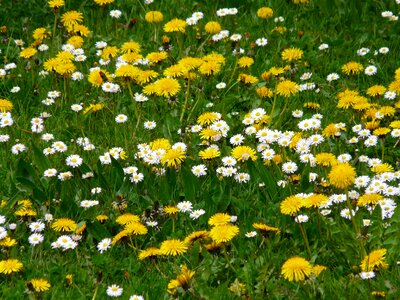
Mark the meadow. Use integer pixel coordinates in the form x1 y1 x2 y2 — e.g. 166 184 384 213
0 0 400 299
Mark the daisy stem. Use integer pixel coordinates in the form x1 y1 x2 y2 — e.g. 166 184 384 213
92 284 99 300
297 221 312 259
179 78 191 139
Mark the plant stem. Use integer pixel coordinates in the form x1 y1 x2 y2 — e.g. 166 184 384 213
223 246 236 273
345 192 366 257
297 221 312 259
180 79 191 139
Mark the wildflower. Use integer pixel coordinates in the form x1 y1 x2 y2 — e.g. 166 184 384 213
281 257 312 282
365 65 377 76
138 247 160 260
109 10 121 18
205 21 221 34
209 213 231 226
0 259 23 274
342 61 363 75
48 0 65 8
28 233 44 246
209 224 239 243
276 80 299 97
231 145 257 162
199 147 220 160
153 78 181 97
329 163 356 189
280 195 304 216
360 249 388 272
167 265 195 295
257 7 273 18
164 18 187 33
159 239 188 256
97 238 112 253
189 209 206 220
115 114 128 123
0 99 13 112
145 11 163 23
65 154 83 168
30 278 51 292
360 271 375 280
106 285 123 297
281 48 303 62
51 218 77 232
252 223 280 235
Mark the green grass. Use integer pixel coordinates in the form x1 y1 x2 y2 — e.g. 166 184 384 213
0 0 400 299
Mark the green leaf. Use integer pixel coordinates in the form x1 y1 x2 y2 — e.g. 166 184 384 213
181 166 196 201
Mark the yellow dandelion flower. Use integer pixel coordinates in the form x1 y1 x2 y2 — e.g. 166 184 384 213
209 224 239 243
146 51 168 64
0 259 23 275
373 127 390 136
231 146 257 162
153 78 181 97
238 56 254 68
150 138 171 150
199 147 220 160
322 124 341 138
30 278 51 292
48 0 65 8
366 85 386 97
124 222 148 235
208 213 231 226
164 205 179 215
167 265 195 294
178 57 203 70
184 231 209 245
51 218 77 232
315 152 337 167
116 213 140 225
138 247 160 260
100 46 119 61
312 265 327 277
357 193 383 207
281 48 303 62
257 7 273 19
328 163 356 190
281 256 312 282
390 120 400 129
163 64 187 78
0 99 13 112
280 195 304 216
159 239 188 256
61 11 83 28
88 69 112 87
83 103 104 114
303 194 328 209
360 249 388 272
252 223 280 234
197 112 221 125
342 61 364 75
276 80 299 97
20 47 37 59
93 0 114 6
199 61 222 76
238 73 259 84
0 237 17 248
256 86 273 98
204 21 221 34
371 163 394 174
67 35 84 48
32 28 50 41
121 41 141 53
161 149 186 168
145 11 163 23
164 18 187 33
135 70 159 85
115 64 140 79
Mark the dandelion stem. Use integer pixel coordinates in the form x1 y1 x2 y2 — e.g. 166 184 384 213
92 284 99 300
270 92 277 118
52 13 57 44
223 246 236 273
297 221 312 259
